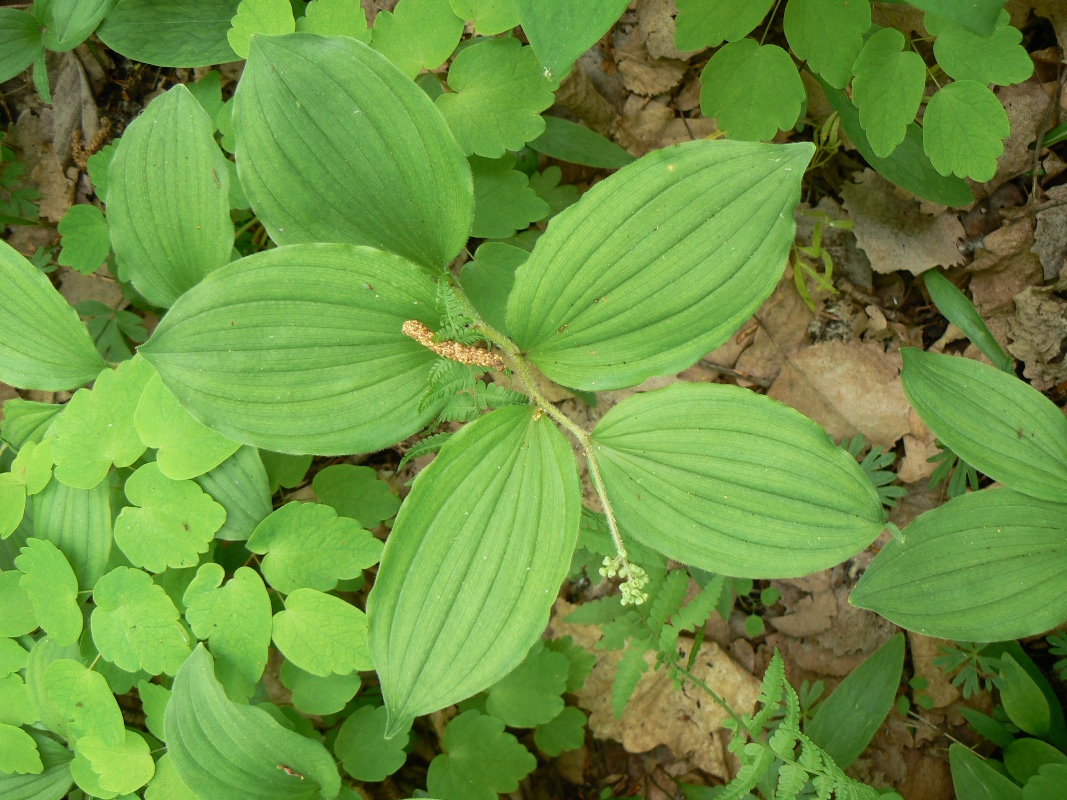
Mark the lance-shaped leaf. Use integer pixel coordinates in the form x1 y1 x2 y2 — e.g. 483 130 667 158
235 33 472 270
507 140 812 391
901 349 1067 502
193 447 272 542
141 244 442 455
515 0 629 80
368 405 580 735
0 240 104 391
30 478 112 591
165 645 340 800
107 84 233 308
95 0 240 67
590 383 884 577
34 0 117 52
851 489 1067 641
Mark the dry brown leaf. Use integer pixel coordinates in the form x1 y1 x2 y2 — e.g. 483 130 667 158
616 33 687 97
1033 184 1067 281
615 96 716 154
732 275 815 386
1033 0 1067 60
767 340 911 447
51 52 100 165
991 80 1054 188
768 590 836 637
636 0 702 61
57 268 122 310
30 149 75 222
908 632 960 708
1008 279 1067 391
840 170 965 275
554 66 619 136
897 408 938 484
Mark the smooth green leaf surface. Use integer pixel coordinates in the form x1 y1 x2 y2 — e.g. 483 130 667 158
0 9 43 83
135 373 240 480
9 439 54 495
426 710 536 800
335 705 408 782
950 743 1023 800
903 0 1002 35
851 28 926 158
297 0 368 40
0 729 71 796
1004 738 1067 784
700 40 805 141
312 465 399 528
107 85 233 308
76 730 154 795
114 463 226 572
999 654 1050 737
784 0 870 88
508 140 811 391
227 0 294 58
469 154 549 238
545 636 595 693
280 662 360 715
851 489 1067 641
141 244 442 455
1023 764 1067 800
34 0 115 51
592 384 884 576
98 0 240 67
57 205 110 275
450 0 518 34
485 642 568 727
369 406 580 734
1 399 62 450
0 724 41 775
0 478 25 540
923 81 1009 182
260 452 312 493
923 271 1013 372
247 502 383 593
0 673 35 726
30 478 111 590
437 38 556 158
460 242 527 336
528 116 636 169
901 349 1067 501
529 167 579 218
534 706 587 757
235 33 472 270
929 10 1033 85
272 589 372 677
514 0 629 80
137 680 170 741
91 567 191 675
144 753 198 800
0 570 37 637
15 539 81 646
193 446 272 541
0 638 29 676
166 646 340 800
674 0 773 49
0 240 105 391
42 658 124 743
372 0 463 78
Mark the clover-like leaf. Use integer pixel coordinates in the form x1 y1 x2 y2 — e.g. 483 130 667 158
52 356 155 490
297 0 369 40
784 0 871 88
929 9 1033 86
426 710 536 800
470 154 550 238
699 39 805 141
91 567 191 676
0 637 29 676
372 0 463 78
57 205 110 276
280 661 360 715
674 0 774 50
227 0 295 59
114 463 226 573
261 452 313 493
143 753 197 800
135 373 241 480
194 446 273 542
450 0 518 34
9 438 54 495
851 28 926 158
534 706 587 756
247 502 383 594
183 564 271 699
544 636 595 693
137 680 170 741
311 464 400 529
0 673 36 726
30 477 113 591
460 242 527 336
15 539 81 646
42 658 124 743
529 167 579 218
437 38 557 158
0 477 25 540
923 80 1010 182
485 642 569 727
334 705 409 782
0 570 36 637
514 0 628 80
76 730 155 795
272 588 372 677
0 723 41 775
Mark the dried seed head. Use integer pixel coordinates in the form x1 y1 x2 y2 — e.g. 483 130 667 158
402 320 505 370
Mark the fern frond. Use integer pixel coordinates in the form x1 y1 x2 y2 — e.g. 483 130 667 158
475 381 528 409
752 651 787 729
773 763 809 800
420 359 477 413
612 639 651 718
673 573 725 632
436 280 484 345
565 595 628 625
768 683 801 759
648 569 689 630
719 744 775 800
398 431 453 470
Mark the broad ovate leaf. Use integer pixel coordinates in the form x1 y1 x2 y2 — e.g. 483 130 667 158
928 9 1033 86
235 33 472 270
0 9 43 84
590 383 885 577
901 349 1067 501
42 658 124 743
0 240 104 391
783 0 871 88
30 478 112 590
0 723 43 775
33 0 116 51
165 645 341 800
297 0 369 41
514 0 629 80
368 405 580 735
851 489 1067 641
96 0 240 66
107 84 233 308
140 244 442 455
923 81 1009 182
851 28 926 158
507 139 812 391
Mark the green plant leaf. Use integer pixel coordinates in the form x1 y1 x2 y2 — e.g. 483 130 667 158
260 452 313 494
227 0 294 58
528 116 636 169
533 706 587 757
334 705 409 782
235 33 472 271
449 0 518 33
1 399 62 450
437 38 556 158
1004 738 1067 784
923 81 1009 182
280 661 360 716
901 349 1067 501
0 729 71 794
193 446 273 542
114 463 226 572
460 242 527 336
0 673 36 726
0 478 26 540
107 84 233 307
30 478 112 590
529 166 579 218
33 0 115 51
76 730 154 795
369 405 579 735
296 0 368 40
166 645 341 799
999 654 1050 738
372 0 463 78
485 642 569 727
140 244 442 455
0 9 43 84
1023 764 1067 800
52 356 154 490
469 154 550 238
0 570 37 637
592 383 884 576
851 27 926 158
851 489 1067 641
135 373 241 480
508 140 811 391
699 40 805 141
950 743 1023 800
14 539 81 646
514 0 629 80
903 0 1003 36
9 438 54 495
311 464 400 528
56 205 110 276
91 567 191 675
42 658 124 743
545 636 595 692
805 633 903 767
929 9 1033 85
186 70 223 126
0 240 105 391
98 0 240 66
924 271 1013 372
247 502 383 593
426 710 536 800
143 753 198 800
673 0 773 50
784 0 870 88
137 680 170 741
0 724 42 775
272 588 372 677
0 638 29 677
183 564 272 698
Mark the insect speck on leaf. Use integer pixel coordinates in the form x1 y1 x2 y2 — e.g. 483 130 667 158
277 765 304 779
211 168 221 188
362 283 374 291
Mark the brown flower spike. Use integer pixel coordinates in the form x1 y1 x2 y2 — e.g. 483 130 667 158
402 320 505 370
